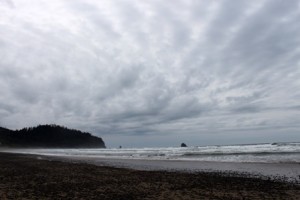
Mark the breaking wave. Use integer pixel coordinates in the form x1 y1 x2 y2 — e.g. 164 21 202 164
2 142 300 163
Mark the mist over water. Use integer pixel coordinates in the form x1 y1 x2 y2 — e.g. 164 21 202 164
3 142 300 164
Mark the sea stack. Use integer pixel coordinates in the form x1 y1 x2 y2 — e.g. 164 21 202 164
181 143 187 147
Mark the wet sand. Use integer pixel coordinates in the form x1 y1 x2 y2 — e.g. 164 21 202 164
52 156 300 182
0 152 299 199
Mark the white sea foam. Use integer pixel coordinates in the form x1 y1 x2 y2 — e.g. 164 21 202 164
2 142 300 163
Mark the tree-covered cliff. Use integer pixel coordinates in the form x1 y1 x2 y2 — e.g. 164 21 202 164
0 125 105 148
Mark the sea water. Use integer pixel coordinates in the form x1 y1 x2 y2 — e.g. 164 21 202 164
3 142 300 163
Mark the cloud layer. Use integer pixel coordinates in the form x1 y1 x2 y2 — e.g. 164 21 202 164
1 0 300 146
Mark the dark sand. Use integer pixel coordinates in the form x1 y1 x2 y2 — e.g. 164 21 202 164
0 153 299 199
52 156 300 182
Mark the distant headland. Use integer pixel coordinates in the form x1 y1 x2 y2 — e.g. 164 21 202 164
0 124 105 148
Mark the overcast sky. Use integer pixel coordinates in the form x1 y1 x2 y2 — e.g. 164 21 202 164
1 0 300 147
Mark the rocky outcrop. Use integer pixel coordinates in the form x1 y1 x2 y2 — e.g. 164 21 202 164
181 143 187 147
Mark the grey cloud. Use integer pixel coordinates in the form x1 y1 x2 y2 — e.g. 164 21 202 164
223 0 300 66
204 0 251 46
0 0 300 146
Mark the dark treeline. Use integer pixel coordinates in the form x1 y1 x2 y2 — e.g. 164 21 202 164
0 124 105 148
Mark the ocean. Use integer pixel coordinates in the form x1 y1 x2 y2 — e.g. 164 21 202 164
2 142 300 164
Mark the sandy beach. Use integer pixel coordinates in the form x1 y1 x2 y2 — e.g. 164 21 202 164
50 155 300 182
0 152 299 199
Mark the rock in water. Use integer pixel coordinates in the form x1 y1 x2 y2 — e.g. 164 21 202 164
181 143 187 147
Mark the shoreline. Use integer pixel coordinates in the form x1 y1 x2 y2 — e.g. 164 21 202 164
2 149 299 182
1 152 299 199
35 154 300 183
2 149 300 182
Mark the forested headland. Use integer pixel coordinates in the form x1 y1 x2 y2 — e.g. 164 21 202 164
0 124 105 148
